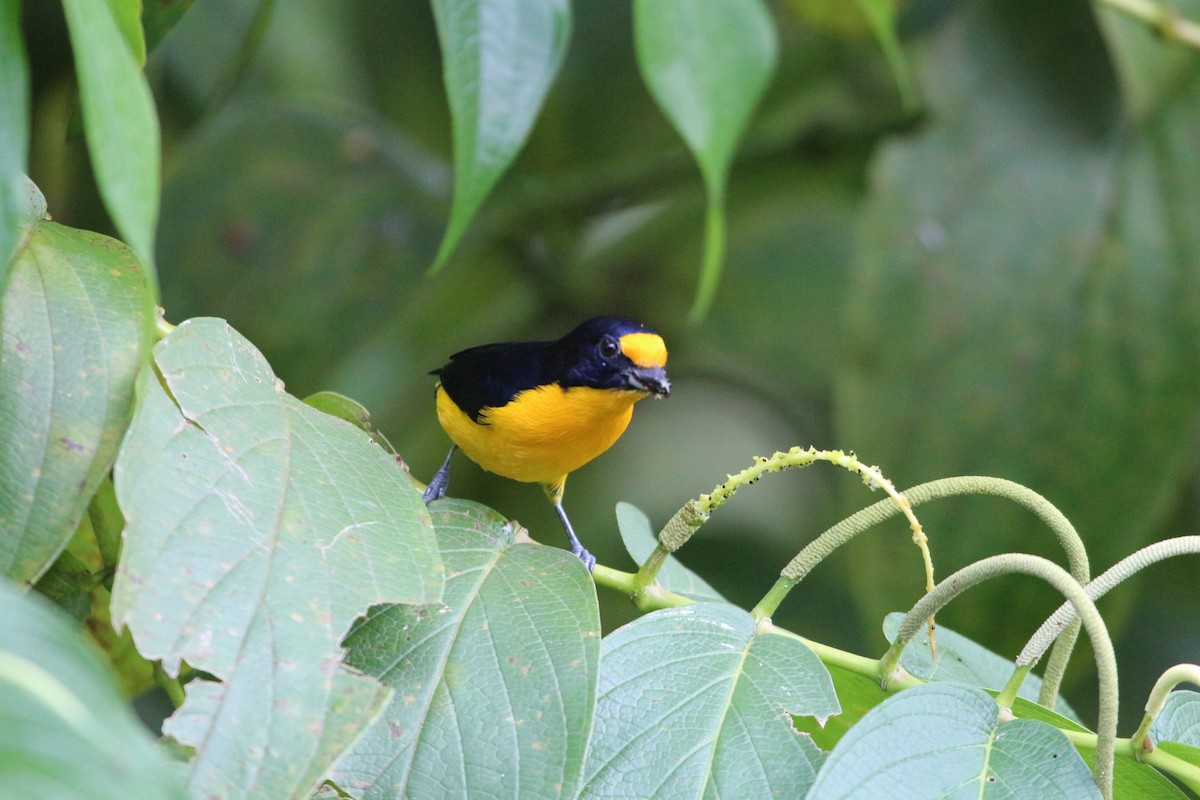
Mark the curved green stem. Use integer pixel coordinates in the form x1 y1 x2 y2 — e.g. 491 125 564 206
878 554 1116 800
592 563 693 612
996 663 1035 710
1129 663 1200 758
1019 537 1200 667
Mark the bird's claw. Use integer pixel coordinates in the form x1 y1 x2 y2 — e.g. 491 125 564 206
572 544 596 572
423 447 456 504
421 481 446 504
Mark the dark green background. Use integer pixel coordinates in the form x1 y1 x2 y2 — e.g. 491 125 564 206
25 0 1200 730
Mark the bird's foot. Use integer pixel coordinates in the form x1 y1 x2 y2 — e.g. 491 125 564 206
422 447 456 504
421 472 448 504
571 543 597 572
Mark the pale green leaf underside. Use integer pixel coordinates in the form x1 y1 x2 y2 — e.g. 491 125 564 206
882 612 1081 724
582 601 837 799
1153 690 1200 747
112 317 442 800
335 499 600 800
809 683 1100 799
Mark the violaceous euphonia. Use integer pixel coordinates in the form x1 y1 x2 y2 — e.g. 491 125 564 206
423 316 671 569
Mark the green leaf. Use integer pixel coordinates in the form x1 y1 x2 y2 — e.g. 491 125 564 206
581 602 837 798
0 219 152 583
853 0 916 110
111 317 444 800
615 501 726 602
881 612 1082 724
428 0 572 273
0 580 189 800
1154 741 1200 795
0 0 28 288
304 390 396 453
61 0 161 284
104 0 147 66
809 683 1100 798
634 0 777 320
792 663 889 751
334 499 599 800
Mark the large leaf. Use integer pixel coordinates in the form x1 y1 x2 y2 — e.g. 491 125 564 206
0 0 28 287
334 499 599 799
0 579 188 800
428 0 572 272
808 683 1100 798
581 602 838 798
112 317 443 800
881 612 1082 724
634 0 777 319
0 213 152 583
836 0 1200 647
61 0 160 278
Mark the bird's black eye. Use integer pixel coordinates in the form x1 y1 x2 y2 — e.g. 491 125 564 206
599 336 620 359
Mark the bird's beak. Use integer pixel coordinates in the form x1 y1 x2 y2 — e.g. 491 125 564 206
624 364 670 397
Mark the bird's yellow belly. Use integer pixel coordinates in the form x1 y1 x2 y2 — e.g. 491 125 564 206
436 384 646 486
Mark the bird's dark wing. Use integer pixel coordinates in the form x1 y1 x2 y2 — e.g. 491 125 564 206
433 340 554 422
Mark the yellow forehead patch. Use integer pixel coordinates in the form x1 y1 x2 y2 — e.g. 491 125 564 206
619 332 668 368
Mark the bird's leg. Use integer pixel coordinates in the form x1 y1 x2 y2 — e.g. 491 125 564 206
422 445 457 504
545 479 595 571
553 502 596 572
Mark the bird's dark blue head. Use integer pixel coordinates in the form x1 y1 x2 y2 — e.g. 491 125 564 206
553 316 670 397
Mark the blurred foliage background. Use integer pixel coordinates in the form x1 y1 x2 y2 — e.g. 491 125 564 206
23 0 1200 729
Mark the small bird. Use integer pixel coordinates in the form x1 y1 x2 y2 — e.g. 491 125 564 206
423 316 671 570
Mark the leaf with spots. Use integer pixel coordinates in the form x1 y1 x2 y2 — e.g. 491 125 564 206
111 317 443 800
0 199 153 584
333 499 600 800
808 683 1100 799
881 612 1082 725
581 602 837 799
